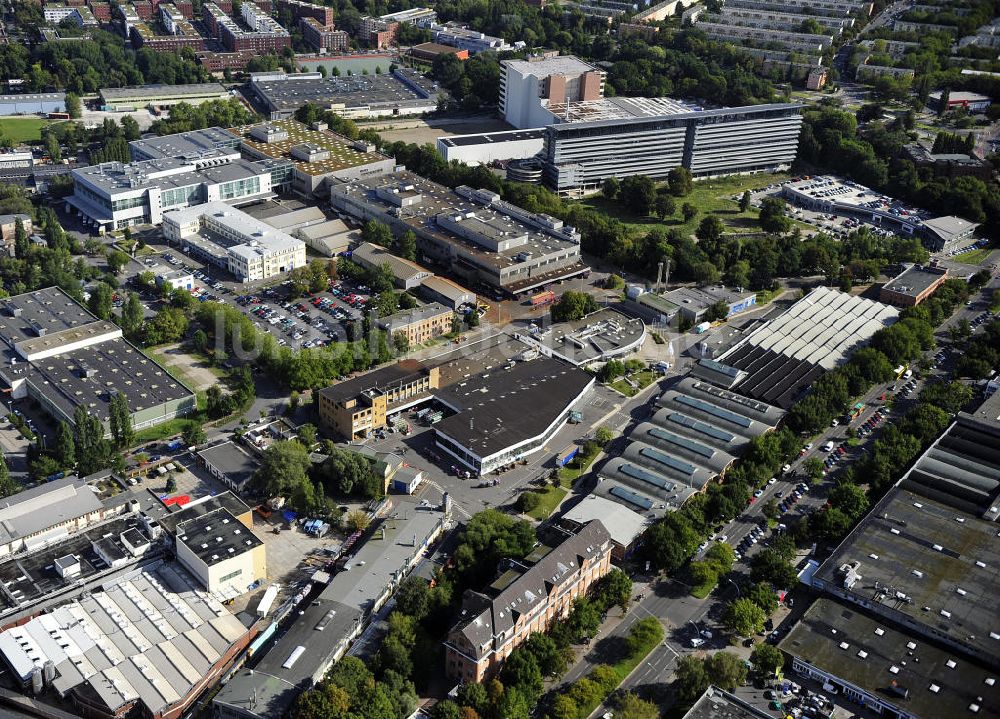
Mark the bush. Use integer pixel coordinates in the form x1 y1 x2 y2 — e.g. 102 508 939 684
518 491 542 512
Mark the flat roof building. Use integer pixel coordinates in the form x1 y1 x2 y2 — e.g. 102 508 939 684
163 201 306 282
879 264 949 307
811 486 1000 669
436 128 547 166
718 286 899 408
500 56 606 129
99 83 229 112
214 498 445 719
68 156 279 234
628 285 758 325
0 287 196 435
512 308 646 366
175 506 266 599
433 357 595 474
0 475 105 560
0 93 66 117
248 68 439 120
198 441 260 492
418 275 476 310
682 686 774 719
331 172 588 296
780 598 1000 719
129 126 242 164
376 302 453 346
920 215 980 252
559 494 649 560
318 360 440 440
0 564 253 719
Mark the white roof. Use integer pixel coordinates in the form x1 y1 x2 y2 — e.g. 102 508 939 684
562 494 648 547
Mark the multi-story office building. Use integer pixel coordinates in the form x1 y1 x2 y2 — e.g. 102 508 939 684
317 360 440 439
541 98 802 194
380 7 437 24
445 520 612 682
68 156 276 233
376 302 453 345
331 172 589 296
427 22 511 55
299 16 349 52
500 56 605 129
163 201 306 282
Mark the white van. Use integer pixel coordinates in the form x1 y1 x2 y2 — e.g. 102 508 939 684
822 440 835 452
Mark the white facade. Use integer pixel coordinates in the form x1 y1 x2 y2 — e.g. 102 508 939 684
500 56 605 130
436 130 545 165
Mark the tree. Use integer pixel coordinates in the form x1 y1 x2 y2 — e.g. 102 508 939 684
750 548 799 588
619 175 657 215
566 597 602 639
88 282 114 320
704 651 749 691
654 193 676 219
674 656 710 705
642 512 701 573
682 203 698 222
593 568 633 612
828 482 869 520
919 380 973 414
181 422 206 446
73 405 114 476
0 454 16 499
254 440 312 496
696 215 725 242
120 115 141 141
501 647 543 699
394 577 431 621
55 421 76 469
803 456 825 484
724 597 766 637
106 249 130 274
626 616 663 655
550 695 578 719
746 582 778 614
518 491 542 513
345 509 371 532
165 475 177 493
595 426 615 446
362 219 394 247
14 218 29 259
759 198 791 234
298 423 317 448
551 291 598 322
65 92 82 119
761 499 779 521
524 632 569 677
751 643 785 676
393 230 417 261
602 177 620 200
668 167 693 196
739 190 752 212
614 693 659 719
108 392 134 449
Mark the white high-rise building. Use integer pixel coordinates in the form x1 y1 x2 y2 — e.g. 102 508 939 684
499 56 606 129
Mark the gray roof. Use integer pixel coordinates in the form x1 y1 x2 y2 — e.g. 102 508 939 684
176 507 263 567
252 70 436 113
129 126 240 162
377 302 452 333
214 498 443 718
780 598 1000 719
100 83 228 101
448 520 611 659
0 475 102 547
560 494 648 548
523 308 646 366
682 686 773 719
921 215 980 242
813 486 1000 668
352 242 432 284
882 264 947 297
198 441 259 489
433 357 594 459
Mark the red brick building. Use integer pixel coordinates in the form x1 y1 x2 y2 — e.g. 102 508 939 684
275 0 334 25
173 0 193 17
133 0 153 20
196 50 258 73
88 1 111 21
359 15 399 49
299 16 349 52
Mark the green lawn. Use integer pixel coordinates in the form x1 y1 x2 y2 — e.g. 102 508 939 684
953 247 992 265
573 620 665 718
691 578 716 599
580 172 791 239
525 484 569 521
558 444 602 484
133 416 198 445
0 117 54 144
610 370 656 397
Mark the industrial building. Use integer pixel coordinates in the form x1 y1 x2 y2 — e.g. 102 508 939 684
0 93 66 116
594 376 785 515
920 215 981 252
433 357 595 474
350 241 433 289
260 206 354 256
512 308 646 366
716 287 899 408
500 56 606 130
436 128 547 166
681 686 774 719
879 264 949 307
780 598 1000 719
248 69 439 120
425 21 511 54
445 520 612 682
162 201 306 282
418 275 476 310
0 564 253 719
330 172 589 297
810 485 1000 670
376 302 453 345
198 441 261 492
541 98 803 194
228 119 394 196
929 90 992 114
129 126 241 164
0 287 196 435
100 82 230 112
627 285 758 325
68 156 280 233
175 506 266 599
317 360 440 440
559 494 648 560
214 499 445 719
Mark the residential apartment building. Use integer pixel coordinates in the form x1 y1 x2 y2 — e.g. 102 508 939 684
203 1 291 52
0 213 31 255
359 16 399 48
377 302 453 345
444 520 613 682
300 17 349 52
274 0 334 25
317 360 440 439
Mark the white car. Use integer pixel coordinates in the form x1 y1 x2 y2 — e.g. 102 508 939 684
690 638 706 648
768 477 777 485
782 464 792 474
754 489 764 498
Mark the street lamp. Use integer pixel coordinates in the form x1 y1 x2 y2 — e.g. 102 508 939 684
728 578 741 597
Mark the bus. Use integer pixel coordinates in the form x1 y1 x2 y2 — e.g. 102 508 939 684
893 364 908 379
848 402 866 421
531 290 556 307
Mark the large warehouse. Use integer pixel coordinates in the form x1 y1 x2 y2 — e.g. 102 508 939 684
0 287 196 435
99 83 230 111
715 287 899 408
595 376 785 515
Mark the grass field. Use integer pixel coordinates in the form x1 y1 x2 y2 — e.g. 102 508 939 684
0 117 53 144
953 247 992 265
610 370 656 397
525 484 569 521
580 172 791 239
